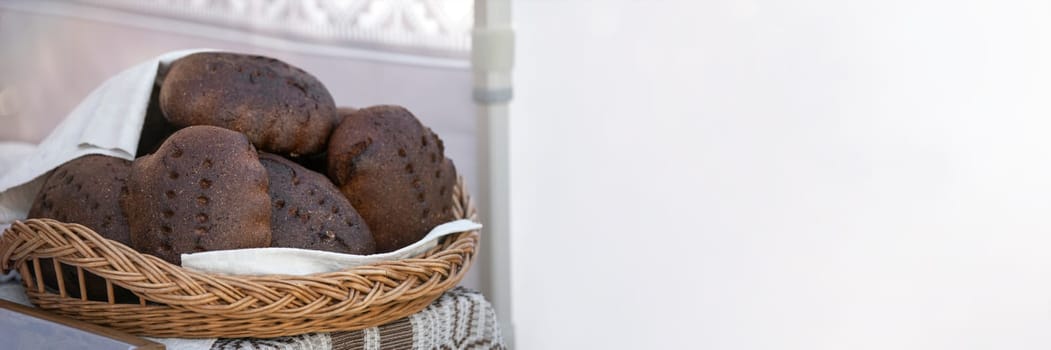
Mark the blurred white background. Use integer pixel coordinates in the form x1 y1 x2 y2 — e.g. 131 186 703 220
510 0 1051 349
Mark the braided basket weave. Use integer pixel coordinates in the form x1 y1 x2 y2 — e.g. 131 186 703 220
0 177 478 338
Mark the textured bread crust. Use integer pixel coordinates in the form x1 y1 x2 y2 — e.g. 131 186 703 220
29 154 133 244
327 105 457 253
260 153 375 254
123 126 272 265
159 52 337 157
28 154 137 302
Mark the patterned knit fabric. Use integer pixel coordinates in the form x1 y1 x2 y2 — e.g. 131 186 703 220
208 287 505 350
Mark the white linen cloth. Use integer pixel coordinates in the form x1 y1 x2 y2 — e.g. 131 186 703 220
182 219 480 275
0 49 205 224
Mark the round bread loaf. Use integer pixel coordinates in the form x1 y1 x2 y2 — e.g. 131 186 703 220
327 105 458 253
29 154 133 243
159 52 337 157
27 154 138 302
122 125 272 265
260 153 375 254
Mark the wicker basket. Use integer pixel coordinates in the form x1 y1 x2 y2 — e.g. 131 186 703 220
0 177 479 338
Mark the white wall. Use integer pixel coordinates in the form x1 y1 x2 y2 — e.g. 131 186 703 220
510 0 1051 349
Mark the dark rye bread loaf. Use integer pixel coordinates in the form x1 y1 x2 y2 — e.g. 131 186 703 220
259 153 375 254
327 105 457 253
159 52 337 157
27 154 137 302
29 154 133 243
122 126 272 265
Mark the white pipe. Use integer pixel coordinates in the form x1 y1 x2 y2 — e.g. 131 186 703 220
473 0 515 346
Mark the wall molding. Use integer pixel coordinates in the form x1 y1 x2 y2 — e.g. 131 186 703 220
0 0 471 68
87 0 471 53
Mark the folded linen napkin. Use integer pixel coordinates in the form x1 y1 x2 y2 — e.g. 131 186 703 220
181 219 481 276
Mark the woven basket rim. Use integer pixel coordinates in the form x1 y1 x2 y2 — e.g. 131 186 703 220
0 176 479 338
